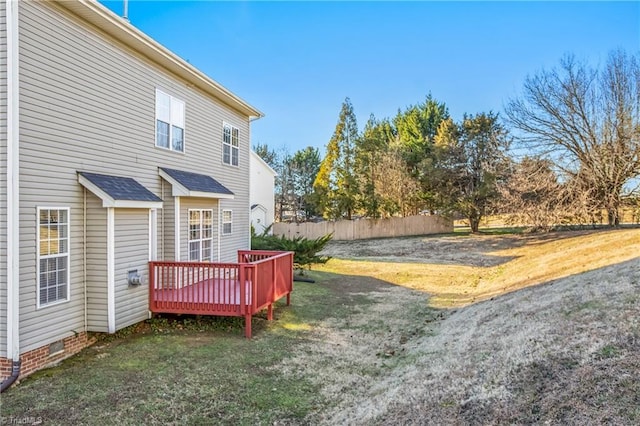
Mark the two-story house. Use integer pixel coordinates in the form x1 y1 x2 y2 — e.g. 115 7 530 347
1 0 265 385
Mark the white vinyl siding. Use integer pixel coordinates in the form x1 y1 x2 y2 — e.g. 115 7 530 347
37 207 70 308
114 209 149 330
155 88 185 152
223 123 239 166
85 193 108 332
160 184 175 260
188 209 213 262
222 210 232 235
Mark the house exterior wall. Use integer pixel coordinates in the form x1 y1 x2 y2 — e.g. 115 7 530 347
14 0 253 355
160 183 175 261
85 191 108 332
0 0 7 359
114 209 149 330
249 151 276 235
219 198 250 263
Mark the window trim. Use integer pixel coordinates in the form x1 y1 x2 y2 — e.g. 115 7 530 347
188 209 214 262
155 88 186 153
222 209 233 235
222 122 239 167
36 206 71 309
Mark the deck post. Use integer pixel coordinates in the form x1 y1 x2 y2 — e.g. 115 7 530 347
267 304 273 321
244 314 252 338
149 262 155 311
286 293 291 306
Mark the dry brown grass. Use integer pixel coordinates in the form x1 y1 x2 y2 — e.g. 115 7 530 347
318 228 640 307
298 228 640 424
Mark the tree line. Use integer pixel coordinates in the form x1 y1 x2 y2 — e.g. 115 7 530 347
256 50 640 232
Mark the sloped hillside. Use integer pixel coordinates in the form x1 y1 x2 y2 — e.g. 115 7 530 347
306 230 640 424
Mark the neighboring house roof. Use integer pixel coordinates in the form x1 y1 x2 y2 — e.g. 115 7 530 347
55 0 263 119
78 171 163 208
250 150 278 176
251 204 267 211
159 167 235 199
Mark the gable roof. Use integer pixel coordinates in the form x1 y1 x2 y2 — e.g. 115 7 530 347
159 167 234 199
55 0 263 119
78 171 163 208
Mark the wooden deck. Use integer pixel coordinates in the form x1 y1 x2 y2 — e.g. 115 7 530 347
149 251 294 338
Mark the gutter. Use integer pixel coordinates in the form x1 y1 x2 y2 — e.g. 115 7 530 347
2 0 21 392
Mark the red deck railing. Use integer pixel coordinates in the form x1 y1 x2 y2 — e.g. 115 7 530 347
149 250 294 338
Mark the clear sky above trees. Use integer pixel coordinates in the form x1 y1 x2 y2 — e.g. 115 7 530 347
102 1 639 154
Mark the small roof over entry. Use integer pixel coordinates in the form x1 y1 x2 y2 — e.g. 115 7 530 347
78 172 163 209
159 167 234 199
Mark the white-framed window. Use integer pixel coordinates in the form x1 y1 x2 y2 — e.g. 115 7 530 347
37 207 70 308
222 210 233 235
222 123 239 166
156 88 185 152
188 209 213 261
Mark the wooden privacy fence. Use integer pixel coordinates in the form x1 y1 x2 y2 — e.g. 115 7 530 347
149 250 294 338
273 214 453 241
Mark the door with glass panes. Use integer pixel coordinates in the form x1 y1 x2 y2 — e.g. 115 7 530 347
188 209 214 261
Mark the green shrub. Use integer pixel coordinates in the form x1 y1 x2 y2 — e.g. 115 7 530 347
251 225 332 270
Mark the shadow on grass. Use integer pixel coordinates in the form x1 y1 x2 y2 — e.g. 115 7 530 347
2 271 431 426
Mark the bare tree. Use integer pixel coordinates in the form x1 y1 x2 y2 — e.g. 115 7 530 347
375 150 421 218
497 156 602 231
499 157 563 231
506 50 640 225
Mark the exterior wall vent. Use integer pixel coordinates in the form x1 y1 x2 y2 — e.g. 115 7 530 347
49 341 65 356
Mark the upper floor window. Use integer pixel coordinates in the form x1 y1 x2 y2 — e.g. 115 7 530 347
223 123 239 166
37 207 70 307
156 89 185 152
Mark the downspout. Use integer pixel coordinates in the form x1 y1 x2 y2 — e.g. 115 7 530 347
217 202 221 261
161 179 164 259
106 207 115 333
174 196 180 260
2 0 21 392
83 188 87 332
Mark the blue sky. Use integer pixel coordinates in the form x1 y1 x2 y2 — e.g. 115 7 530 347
102 1 639 155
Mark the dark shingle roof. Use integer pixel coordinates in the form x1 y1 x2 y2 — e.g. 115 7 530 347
78 172 162 202
159 168 234 196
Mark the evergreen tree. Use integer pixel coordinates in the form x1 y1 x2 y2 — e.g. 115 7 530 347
435 112 511 232
314 97 360 219
355 115 394 218
393 94 449 175
291 147 322 220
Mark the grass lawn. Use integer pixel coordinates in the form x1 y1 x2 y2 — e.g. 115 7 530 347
1 281 343 425
2 228 639 425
